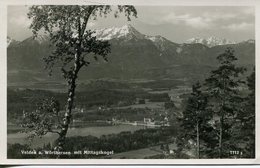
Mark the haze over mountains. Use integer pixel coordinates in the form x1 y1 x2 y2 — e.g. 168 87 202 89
7 24 255 84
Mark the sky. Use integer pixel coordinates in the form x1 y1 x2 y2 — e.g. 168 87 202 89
7 6 255 43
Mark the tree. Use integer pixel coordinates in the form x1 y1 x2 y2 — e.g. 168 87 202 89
235 68 255 158
21 97 62 140
27 5 137 150
205 47 246 158
180 82 209 158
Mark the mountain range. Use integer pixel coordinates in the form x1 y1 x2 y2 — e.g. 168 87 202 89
186 37 236 47
7 24 255 84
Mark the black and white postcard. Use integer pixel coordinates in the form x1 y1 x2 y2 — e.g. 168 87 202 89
0 0 259 165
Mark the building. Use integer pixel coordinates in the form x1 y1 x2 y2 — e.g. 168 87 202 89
144 118 155 125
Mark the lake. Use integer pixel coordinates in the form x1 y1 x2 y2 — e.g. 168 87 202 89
7 125 144 148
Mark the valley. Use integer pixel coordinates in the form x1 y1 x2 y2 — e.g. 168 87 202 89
7 24 255 159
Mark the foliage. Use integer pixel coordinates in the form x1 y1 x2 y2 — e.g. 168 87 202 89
178 82 212 158
8 127 177 159
28 5 137 77
27 5 137 149
233 68 255 158
181 82 208 133
177 47 253 159
204 47 246 158
21 97 62 140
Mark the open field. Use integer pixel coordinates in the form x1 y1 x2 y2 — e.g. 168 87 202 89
115 101 164 109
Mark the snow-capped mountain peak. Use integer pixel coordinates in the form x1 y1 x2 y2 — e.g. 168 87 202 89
145 35 173 51
145 35 166 43
95 24 144 41
186 36 236 47
20 34 50 45
241 39 255 44
93 24 178 51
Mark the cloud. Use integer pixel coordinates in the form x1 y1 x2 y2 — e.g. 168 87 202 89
138 6 254 31
202 12 237 21
162 13 211 29
9 15 31 28
222 22 254 31
183 16 211 29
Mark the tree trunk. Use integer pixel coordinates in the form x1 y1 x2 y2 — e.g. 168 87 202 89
219 76 225 158
219 114 223 158
196 119 200 159
55 77 76 150
55 54 80 151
